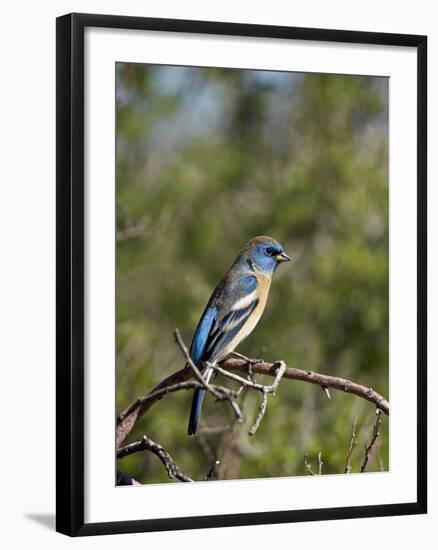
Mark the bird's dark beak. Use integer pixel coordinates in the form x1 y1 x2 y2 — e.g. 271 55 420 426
276 251 292 262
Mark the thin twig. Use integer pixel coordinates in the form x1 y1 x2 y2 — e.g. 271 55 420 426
174 329 223 399
360 410 383 473
227 397 244 423
269 361 287 395
249 391 269 436
117 434 193 482
204 460 221 481
344 415 359 474
211 360 285 395
249 361 285 434
174 329 244 423
322 386 331 400
304 454 315 475
117 365 195 447
212 360 285 436
318 452 323 475
211 363 268 391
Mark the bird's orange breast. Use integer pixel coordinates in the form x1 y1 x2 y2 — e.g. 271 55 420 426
218 272 272 360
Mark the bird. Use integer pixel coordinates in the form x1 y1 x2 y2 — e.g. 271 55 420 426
187 236 291 435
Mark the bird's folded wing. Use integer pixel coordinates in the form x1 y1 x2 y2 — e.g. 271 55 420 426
190 274 258 366
190 306 217 366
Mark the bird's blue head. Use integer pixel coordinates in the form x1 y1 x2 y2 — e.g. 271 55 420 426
239 236 291 275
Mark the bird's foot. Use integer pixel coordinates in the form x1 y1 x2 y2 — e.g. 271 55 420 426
231 351 263 364
231 351 263 377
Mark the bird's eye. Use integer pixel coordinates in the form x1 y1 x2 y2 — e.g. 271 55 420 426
265 247 274 256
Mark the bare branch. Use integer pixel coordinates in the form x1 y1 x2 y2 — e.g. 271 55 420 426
344 415 359 474
117 434 193 482
116 332 389 447
224 359 389 416
360 410 383 473
117 364 195 447
117 379 204 438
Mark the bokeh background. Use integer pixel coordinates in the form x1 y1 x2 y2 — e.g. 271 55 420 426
116 63 389 483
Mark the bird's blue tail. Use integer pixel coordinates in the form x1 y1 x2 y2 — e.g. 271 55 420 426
188 388 206 436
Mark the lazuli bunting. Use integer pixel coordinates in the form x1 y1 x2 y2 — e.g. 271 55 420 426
188 236 291 435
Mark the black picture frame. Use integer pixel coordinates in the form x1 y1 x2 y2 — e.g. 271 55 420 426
56 12 427 537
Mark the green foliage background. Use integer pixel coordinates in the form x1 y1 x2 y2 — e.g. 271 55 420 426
116 64 389 483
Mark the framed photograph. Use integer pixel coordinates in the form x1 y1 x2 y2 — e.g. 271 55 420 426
56 13 427 536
